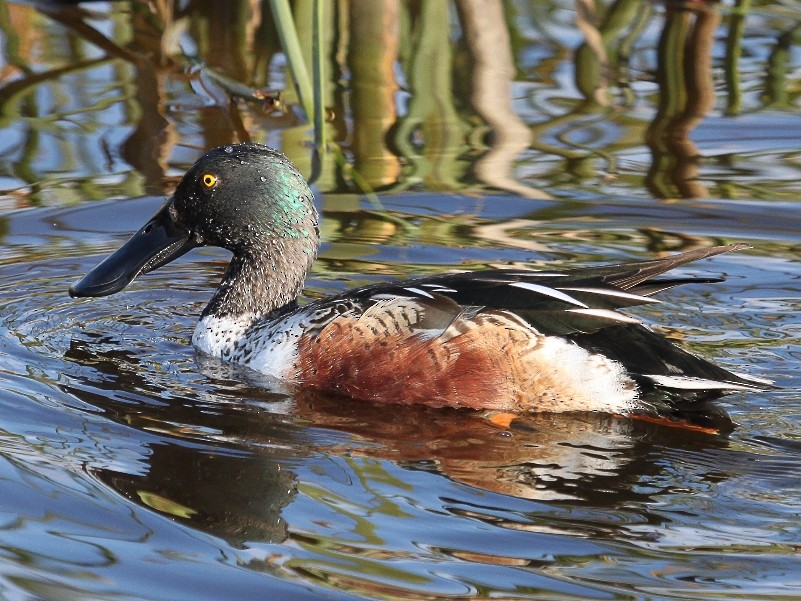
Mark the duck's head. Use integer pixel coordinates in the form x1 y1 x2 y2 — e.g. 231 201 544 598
70 143 319 314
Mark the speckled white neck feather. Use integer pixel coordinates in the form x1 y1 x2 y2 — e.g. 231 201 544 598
192 314 256 358
192 312 308 380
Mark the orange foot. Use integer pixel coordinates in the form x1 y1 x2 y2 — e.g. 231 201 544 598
485 411 518 429
618 413 721 435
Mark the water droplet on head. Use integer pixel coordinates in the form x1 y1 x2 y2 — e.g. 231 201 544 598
224 146 233 153
260 176 266 182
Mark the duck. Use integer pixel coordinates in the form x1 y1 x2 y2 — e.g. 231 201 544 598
69 143 770 424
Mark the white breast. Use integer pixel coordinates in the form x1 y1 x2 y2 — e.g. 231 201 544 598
192 312 307 379
192 314 254 356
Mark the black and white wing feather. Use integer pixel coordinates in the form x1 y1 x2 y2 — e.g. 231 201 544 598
336 244 769 399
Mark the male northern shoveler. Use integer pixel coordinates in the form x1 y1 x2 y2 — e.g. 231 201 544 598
70 143 770 423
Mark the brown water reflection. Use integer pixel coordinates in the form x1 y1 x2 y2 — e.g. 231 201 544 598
3 0 801 207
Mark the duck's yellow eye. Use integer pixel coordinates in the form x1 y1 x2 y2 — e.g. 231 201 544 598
201 173 218 189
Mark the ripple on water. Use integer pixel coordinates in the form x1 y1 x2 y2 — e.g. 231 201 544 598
0 198 799 600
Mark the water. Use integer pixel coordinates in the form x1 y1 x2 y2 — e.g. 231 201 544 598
0 193 798 600
1 1 801 599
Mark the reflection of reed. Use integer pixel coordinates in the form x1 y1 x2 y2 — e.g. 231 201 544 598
348 0 400 189
763 27 795 110
645 4 720 199
724 0 747 115
0 0 796 205
575 0 609 106
393 1 465 191
120 4 174 191
574 0 648 108
531 0 652 187
458 0 549 199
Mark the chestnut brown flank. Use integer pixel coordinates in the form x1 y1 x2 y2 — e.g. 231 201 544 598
294 302 612 411
295 313 531 410
292 294 643 413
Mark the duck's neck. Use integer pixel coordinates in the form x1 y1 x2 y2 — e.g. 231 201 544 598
202 242 314 323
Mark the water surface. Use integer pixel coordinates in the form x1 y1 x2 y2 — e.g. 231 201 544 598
1 1 801 600
1 193 799 600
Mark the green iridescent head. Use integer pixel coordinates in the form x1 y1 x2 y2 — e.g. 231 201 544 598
70 143 319 301
173 143 319 255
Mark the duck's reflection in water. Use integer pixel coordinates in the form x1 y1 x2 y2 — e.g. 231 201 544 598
82 353 731 549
